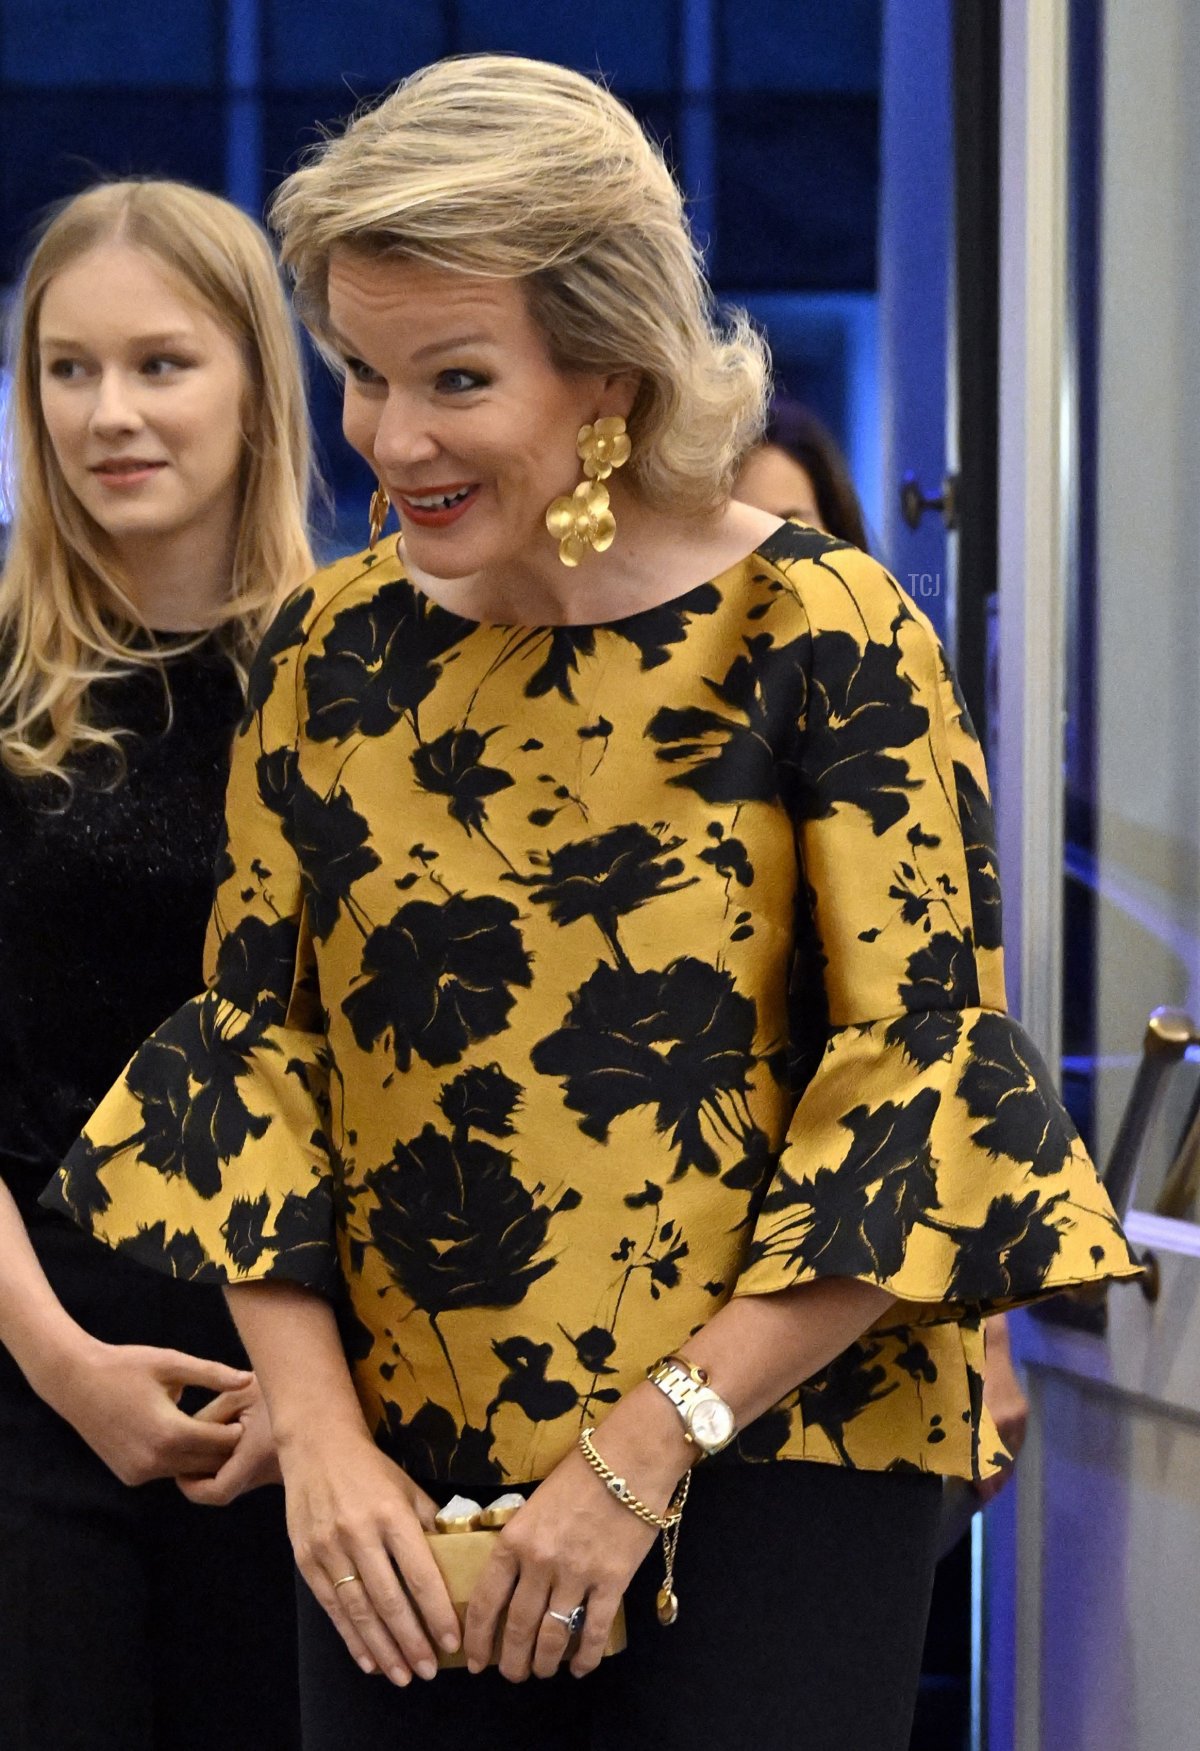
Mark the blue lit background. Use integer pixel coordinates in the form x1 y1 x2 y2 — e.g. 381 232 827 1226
0 0 883 553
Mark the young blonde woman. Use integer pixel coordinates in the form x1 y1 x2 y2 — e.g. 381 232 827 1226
49 65 1137 1751
0 181 311 1750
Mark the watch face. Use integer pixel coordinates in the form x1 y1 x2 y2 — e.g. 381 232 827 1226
689 1397 735 1449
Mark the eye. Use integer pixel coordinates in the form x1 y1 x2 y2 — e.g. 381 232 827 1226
436 369 488 395
142 355 191 379
45 358 87 381
344 355 385 387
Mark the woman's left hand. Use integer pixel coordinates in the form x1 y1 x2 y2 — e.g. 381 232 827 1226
464 1393 688 1682
176 1377 284 1505
974 1315 1029 1506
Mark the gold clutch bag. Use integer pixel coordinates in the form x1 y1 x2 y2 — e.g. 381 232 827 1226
427 1496 627 1669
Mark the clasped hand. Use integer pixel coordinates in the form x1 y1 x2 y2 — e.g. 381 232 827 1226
177 1376 285 1505
463 1444 660 1681
46 1335 264 1489
285 1409 684 1687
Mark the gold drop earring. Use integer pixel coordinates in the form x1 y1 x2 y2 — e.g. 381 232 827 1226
368 479 391 551
545 416 632 567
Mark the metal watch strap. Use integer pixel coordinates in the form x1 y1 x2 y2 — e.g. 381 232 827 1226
647 1354 736 1454
648 1357 696 1416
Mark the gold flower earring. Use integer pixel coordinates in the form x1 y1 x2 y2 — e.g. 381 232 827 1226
545 416 632 567
368 480 391 551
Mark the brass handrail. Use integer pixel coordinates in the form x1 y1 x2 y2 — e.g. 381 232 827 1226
1034 1007 1193 1332
1102 1007 1200 1220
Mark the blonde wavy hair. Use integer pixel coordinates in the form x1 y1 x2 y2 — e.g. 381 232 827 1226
0 179 314 784
270 54 770 516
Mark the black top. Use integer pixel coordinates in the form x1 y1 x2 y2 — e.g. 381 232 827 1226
0 641 243 1218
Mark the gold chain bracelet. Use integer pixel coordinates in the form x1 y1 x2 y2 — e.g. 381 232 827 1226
578 1426 692 1625
578 1426 683 1528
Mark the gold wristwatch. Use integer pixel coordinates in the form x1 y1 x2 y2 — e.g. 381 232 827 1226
647 1354 737 1456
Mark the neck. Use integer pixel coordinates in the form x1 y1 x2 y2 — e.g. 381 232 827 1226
404 489 782 627
110 507 238 633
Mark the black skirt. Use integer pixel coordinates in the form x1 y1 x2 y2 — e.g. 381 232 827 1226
297 1457 941 1751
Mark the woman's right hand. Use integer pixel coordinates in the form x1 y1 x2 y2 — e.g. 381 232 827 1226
43 1336 252 1485
279 1423 461 1685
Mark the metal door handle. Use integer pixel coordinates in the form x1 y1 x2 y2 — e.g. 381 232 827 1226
900 471 959 531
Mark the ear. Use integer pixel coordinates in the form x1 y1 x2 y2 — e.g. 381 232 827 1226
599 371 640 422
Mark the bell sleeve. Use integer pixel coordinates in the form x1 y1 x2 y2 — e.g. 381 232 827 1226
40 586 340 1294
736 544 1140 1318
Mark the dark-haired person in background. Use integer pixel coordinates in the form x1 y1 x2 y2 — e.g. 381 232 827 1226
735 398 871 552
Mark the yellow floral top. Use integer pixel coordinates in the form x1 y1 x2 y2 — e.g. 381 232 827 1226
44 523 1138 1485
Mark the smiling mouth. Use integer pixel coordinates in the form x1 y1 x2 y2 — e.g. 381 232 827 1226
394 483 481 529
398 486 474 510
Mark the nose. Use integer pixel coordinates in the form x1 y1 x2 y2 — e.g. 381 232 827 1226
371 391 440 477
88 367 143 439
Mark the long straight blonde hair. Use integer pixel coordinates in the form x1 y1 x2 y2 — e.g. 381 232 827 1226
0 179 314 784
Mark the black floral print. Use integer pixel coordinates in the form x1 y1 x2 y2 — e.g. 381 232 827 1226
115 1220 220 1283
54 1133 116 1225
124 994 272 1199
212 915 301 1021
954 761 1003 951
510 823 696 960
343 893 532 1071
648 631 807 804
365 1120 554 1319
411 727 514 835
47 528 1138 1486
520 581 721 701
956 1012 1076 1178
378 1400 502 1483
790 620 930 834
244 584 315 721
257 749 380 941
304 581 465 741
798 1338 897 1467
221 1191 272 1271
752 1089 942 1281
488 1336 579 1423
533 957 759 1178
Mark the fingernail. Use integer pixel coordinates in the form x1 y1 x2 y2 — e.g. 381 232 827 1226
390 1666 411 1687
357 1656 376 1675
417 1658 438 1681
441 1633 461 1654
466 1658 483 1675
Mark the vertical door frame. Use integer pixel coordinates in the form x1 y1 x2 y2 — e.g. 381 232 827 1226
951 0 1002 751
991 2 1073 1748
995 0 1070 1076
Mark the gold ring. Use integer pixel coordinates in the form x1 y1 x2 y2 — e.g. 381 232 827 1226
333 1572 361 1589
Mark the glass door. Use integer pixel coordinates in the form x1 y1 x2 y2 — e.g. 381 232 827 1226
999 1 1200 1746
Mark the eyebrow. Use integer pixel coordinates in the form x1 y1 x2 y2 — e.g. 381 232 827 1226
411 332 495 361
39 330 198 350
328 328 496 362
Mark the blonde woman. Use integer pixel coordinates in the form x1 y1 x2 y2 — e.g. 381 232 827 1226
50 65 1137 1751
0 181 311 1750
